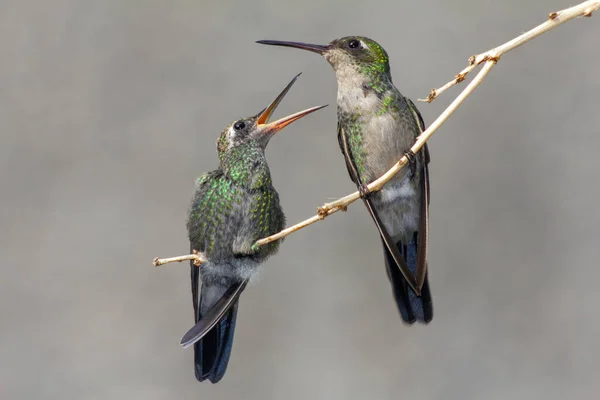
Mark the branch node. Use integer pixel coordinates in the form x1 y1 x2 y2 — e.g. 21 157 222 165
549 11 559 20
419 88 437 103
317 206 329 220
455 72 467 83
468 54 477 65
483 55 500 63
152 257 160 267
583 8 593 17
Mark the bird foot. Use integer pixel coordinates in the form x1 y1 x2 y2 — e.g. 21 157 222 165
192 249 203 266
358 183 371 199
404 149 417 180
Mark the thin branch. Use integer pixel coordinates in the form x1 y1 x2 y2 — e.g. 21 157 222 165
153 0 598 265
153 250 206 267
255 0 598 247
419 0 600 103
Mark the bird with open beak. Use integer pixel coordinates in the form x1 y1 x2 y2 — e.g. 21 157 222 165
183 73 326 383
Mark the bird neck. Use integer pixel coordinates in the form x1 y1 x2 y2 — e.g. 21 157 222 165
362 67 394 94
337 70 399 118
220 143 272 188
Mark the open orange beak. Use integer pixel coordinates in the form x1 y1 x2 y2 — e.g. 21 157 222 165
255 73 327 140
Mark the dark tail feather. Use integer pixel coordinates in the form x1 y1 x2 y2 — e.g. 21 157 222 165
383 233 433 324
183 279 246 383
193 300 239 383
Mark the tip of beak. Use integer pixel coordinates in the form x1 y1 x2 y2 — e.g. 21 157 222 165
257 73 304 125
256 40 328 55
261 103 328 136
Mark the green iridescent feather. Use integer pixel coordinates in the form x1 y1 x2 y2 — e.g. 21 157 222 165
187 141 284 262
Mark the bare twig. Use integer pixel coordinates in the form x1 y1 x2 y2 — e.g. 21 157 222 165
153 250 206 267
154 0 598 265
419 0 600 103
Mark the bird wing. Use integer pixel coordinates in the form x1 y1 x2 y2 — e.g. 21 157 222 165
180 279 248 349
337 122 361 186
406 97 431 287
188 170 224 323
407 98 430 291
337 122 420 294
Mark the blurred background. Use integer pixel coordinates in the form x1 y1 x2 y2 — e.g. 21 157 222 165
1 0 599 399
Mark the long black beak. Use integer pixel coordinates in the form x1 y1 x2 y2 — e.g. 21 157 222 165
256 40 329 55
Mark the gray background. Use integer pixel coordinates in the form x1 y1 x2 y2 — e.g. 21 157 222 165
1 0 599 399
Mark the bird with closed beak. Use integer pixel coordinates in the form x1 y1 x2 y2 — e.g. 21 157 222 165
257 37 433 324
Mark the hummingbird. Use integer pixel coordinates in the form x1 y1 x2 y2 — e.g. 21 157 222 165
257 37 433 324
182 73 326 383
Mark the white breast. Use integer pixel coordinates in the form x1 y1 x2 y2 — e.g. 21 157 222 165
337 85 381 112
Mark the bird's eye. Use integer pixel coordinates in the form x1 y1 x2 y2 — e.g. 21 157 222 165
348 39 360 49
234 121 245 130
